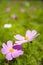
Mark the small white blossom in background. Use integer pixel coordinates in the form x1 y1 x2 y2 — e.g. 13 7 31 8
20 8 25 13
4 24 12 28
6 7 11 12
11 14 18 20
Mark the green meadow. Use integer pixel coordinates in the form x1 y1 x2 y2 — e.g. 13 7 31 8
0 1 43 65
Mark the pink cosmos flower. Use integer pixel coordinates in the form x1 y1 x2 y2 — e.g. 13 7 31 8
29 6 36 11
6 7 11 12
14 30 40 45
1 41 23 60
20 8 25 13
11 14 18 20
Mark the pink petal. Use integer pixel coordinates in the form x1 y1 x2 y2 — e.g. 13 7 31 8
6 7 10 12
12 50 23 58
2 43 7 49
15 40 28 45
6 53 13 60
20 8 25 13
14 34 24 41
7 41 13 48
11 14 18 20
12 50 19 58
26 30 31 38
1 48 8 54
18 50 24 55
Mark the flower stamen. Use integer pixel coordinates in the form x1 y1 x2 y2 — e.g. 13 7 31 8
24 37 29 40
9 48 14 52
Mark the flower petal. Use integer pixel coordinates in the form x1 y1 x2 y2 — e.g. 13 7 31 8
12 50 19 58
7 41 13 48
2 43 7 49
14 34 24 41
32 33 40 39
26 30 31 38
31 30 37 37
18 50 24 55
12 50 23 58
15 40 28 45
13 45 22 50
1 48 8 54
6 53 13 60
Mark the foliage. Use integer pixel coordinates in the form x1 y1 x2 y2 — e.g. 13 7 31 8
0 1 43 65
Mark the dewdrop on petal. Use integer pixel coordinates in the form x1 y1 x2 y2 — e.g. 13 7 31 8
4 24 12 28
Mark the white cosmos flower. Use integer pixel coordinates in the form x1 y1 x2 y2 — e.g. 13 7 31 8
4 24 12 28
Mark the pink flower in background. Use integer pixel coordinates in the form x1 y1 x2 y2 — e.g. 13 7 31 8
11 14 18 20
14 30 40 45
29 6 36 10
20 8 25 13
6 7 11 12
1 41 23 60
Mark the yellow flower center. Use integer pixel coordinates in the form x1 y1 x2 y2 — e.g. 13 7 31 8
9 48 14 52
24 37 29 40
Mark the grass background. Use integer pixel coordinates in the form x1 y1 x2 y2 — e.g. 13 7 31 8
0 0 43 65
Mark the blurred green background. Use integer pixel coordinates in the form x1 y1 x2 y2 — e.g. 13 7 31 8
0 0 43 65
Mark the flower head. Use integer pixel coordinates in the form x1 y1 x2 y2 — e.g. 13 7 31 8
6 7 11 12
4 24 12 28
29 6 36 10
1 41 23 60
11 14 18 20
14 30 40 45
20 8 25 13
